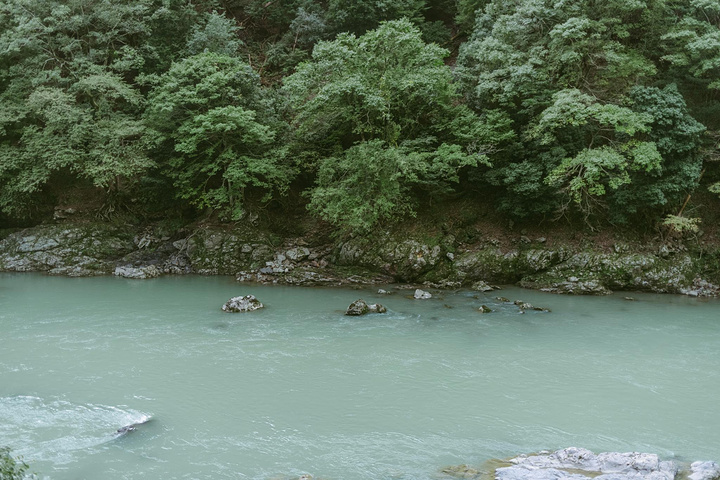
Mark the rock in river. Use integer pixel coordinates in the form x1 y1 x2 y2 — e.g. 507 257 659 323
496 447 677 480
222 295 264 312
345 299 387 316
414 289 432 299
689 462 720 480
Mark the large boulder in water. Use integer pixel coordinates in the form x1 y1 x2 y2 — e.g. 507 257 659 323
414 289 432 299
690 462 720 480
496 448 677 480
345 299 387 316
222 295 264 312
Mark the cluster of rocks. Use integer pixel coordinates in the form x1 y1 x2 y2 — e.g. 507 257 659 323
345 299 387 315
497 448 677 480
519 251 720 297
0 225 135 276
489 297 551 313
440 448 720 480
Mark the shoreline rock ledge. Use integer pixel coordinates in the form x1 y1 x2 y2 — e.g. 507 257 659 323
494 448 710 480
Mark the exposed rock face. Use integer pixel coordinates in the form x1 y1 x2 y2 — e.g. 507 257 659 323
414 289 432 299
345 299 387 315
222 295 264 312
334 237 448 282
114 265 162 279
518 252 716 296
0 225 134 276
471 280 499 292
497 448 677 480
1 223 719 297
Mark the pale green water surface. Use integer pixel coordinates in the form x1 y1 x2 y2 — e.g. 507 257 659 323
1 273 719 479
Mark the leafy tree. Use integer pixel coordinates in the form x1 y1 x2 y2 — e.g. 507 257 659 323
456 0 705 223
662 0 720 92
307 140 484 233
455 0 490 36
262 5 329 76
326 0 426 35
145 53 292 219
538 89 662 221
285 19 509 232
661 0 720 202
0 447 34 480
187 11 244 56
0 0 212 219
609 84 705 221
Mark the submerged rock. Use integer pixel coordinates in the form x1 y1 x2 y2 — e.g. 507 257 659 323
441 464 482 478
345 299 387 315
222 295 264 312
496 448 677 480
267 474 314 480
414 289 432 299
114 416 152 437
478 305 492 313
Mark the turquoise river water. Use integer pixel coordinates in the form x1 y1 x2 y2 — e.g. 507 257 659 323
1 273 719 479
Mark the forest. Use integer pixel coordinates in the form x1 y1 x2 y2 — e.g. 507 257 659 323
0 0 718 235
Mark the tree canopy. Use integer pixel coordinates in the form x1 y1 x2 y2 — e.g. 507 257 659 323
0 0 717 233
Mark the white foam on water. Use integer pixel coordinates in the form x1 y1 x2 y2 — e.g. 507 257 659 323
0 395 151 463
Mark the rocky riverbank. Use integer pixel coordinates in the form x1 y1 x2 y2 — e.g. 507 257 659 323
441 448 720 480
1 222 719 297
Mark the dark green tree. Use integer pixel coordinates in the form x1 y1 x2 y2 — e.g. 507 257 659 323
285 19 510 232
145 53 292 220
456 0 705 224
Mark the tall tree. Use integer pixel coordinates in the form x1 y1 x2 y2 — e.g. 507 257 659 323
284 19 510 232
145 53 292 220
456 0 705 224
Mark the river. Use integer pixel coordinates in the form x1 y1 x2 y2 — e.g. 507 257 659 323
1 273 719 479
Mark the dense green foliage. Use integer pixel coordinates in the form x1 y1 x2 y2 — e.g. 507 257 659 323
0 447 32 480
285 19 506 232
0 0 718 232
145 53 291 219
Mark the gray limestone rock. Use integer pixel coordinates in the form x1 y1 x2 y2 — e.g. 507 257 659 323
690 462 720 480
114 265 162 279
222 295 264 312
286 247 311 262
497 448 677 480
414 289 432 299
345 299 386 315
